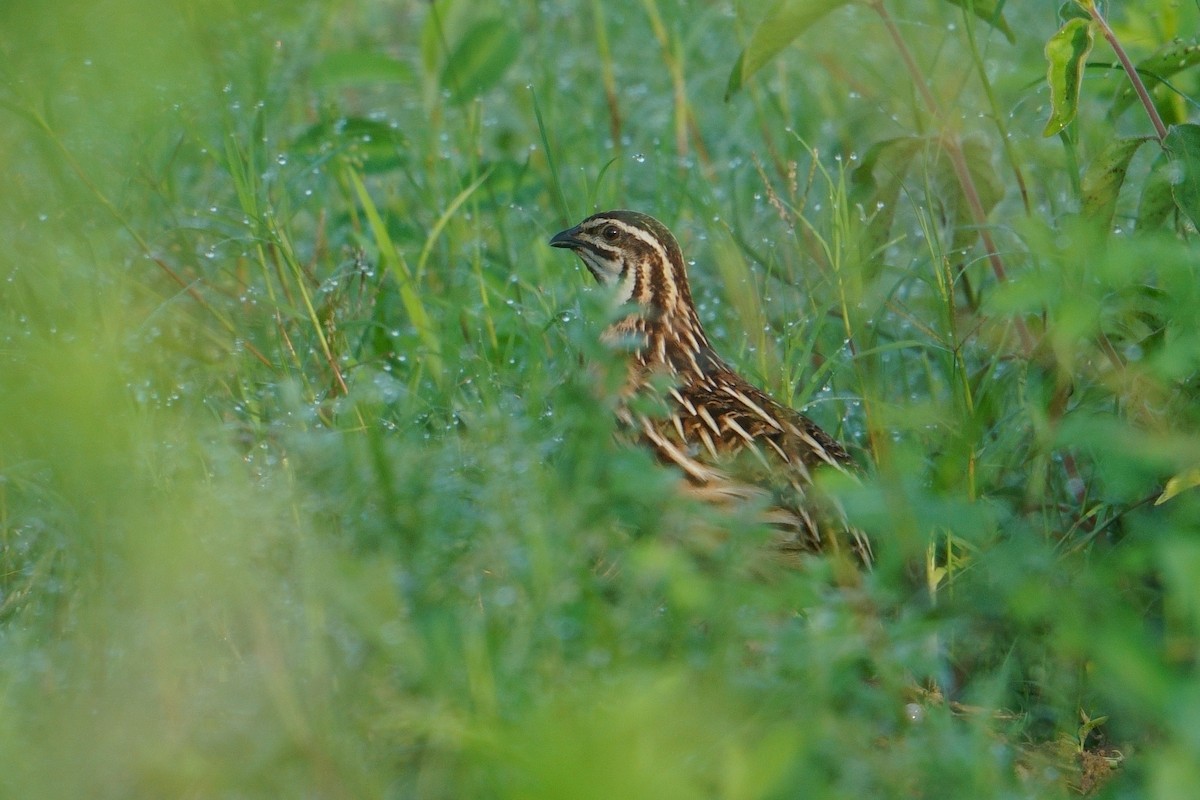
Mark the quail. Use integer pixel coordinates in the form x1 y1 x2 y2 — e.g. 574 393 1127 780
550 210 869 563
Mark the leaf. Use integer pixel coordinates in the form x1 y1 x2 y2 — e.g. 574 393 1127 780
421 0 470 75
1042 17 1095 137
850 137 924 272
440 18 520 104
1080 136 1153 228
415 167 494 282
932 138 1004 255
1156 467 1200 505
347 169 443 383
311 52 414 88
1136 152 1176 231
1163 123 1200 229
1110 39 1200 121
292 117 408 173
941 0 1015 44
724 0 848 100
1057 1 1091 23
851 136 1002 268
957 138 1005 215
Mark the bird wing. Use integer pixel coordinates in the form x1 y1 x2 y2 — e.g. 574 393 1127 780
629 368 872 563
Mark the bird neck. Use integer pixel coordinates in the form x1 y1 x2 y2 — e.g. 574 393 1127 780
602 244 724 379
606 301 719 380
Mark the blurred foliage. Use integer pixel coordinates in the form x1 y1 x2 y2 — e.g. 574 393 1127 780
2 0 1200 797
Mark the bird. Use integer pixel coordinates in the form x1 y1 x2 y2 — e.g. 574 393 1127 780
549 209 870 564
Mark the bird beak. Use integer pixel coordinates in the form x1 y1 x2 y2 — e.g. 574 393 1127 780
549 225 583 250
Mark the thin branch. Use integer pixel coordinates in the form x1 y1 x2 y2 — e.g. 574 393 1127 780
870 0 1033 353
1084 2 1168 142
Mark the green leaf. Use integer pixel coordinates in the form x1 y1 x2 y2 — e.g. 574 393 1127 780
1110 39 1200 121
1164 123 1200 229
414 167 494 283
1057 1 1091 22
311 52 414 89
1136 152 1176 231
725 0 848 100
1080 136 1153 228
1156 467 1200 505
957 138 1005 216
1042 17 1094 137
930 138 1004 255
440 18 520 105
941 0 1015 44
292 117 408 173
347 169 443 383
850 137 924 272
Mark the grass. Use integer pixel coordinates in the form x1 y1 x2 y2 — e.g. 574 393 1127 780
2 0 1200 796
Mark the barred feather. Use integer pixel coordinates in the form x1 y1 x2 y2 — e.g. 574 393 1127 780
550 210 871 563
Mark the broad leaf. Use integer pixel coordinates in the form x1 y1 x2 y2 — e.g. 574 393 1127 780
1042 17 1094 137
1164 123 1200 229
293 117 408 173
1136 152 1176 231
1156 467 1200 505
725 0 848 100
1057 1 1091 22
421 0 471 75
311 52 414 88
1110 39 1200 121
1080 136 1153 229
941 0 1015 44
850 137 924 272
440 18 520 105
930 138 1004 255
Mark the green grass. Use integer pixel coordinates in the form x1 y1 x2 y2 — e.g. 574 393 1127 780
2 0 1200 796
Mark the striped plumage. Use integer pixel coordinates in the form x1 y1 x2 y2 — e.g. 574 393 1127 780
550 210 870 563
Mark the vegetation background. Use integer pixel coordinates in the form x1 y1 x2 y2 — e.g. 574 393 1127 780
2 0 1199 796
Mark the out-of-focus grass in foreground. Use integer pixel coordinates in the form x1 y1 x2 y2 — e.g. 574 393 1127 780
2 0 1200 797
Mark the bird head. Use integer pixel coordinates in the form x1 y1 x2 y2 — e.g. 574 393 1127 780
549 210 692 314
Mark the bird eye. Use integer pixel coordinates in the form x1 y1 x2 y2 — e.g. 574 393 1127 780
602 225 620 241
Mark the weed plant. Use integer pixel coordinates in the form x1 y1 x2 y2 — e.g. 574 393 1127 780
2 0 1199 797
